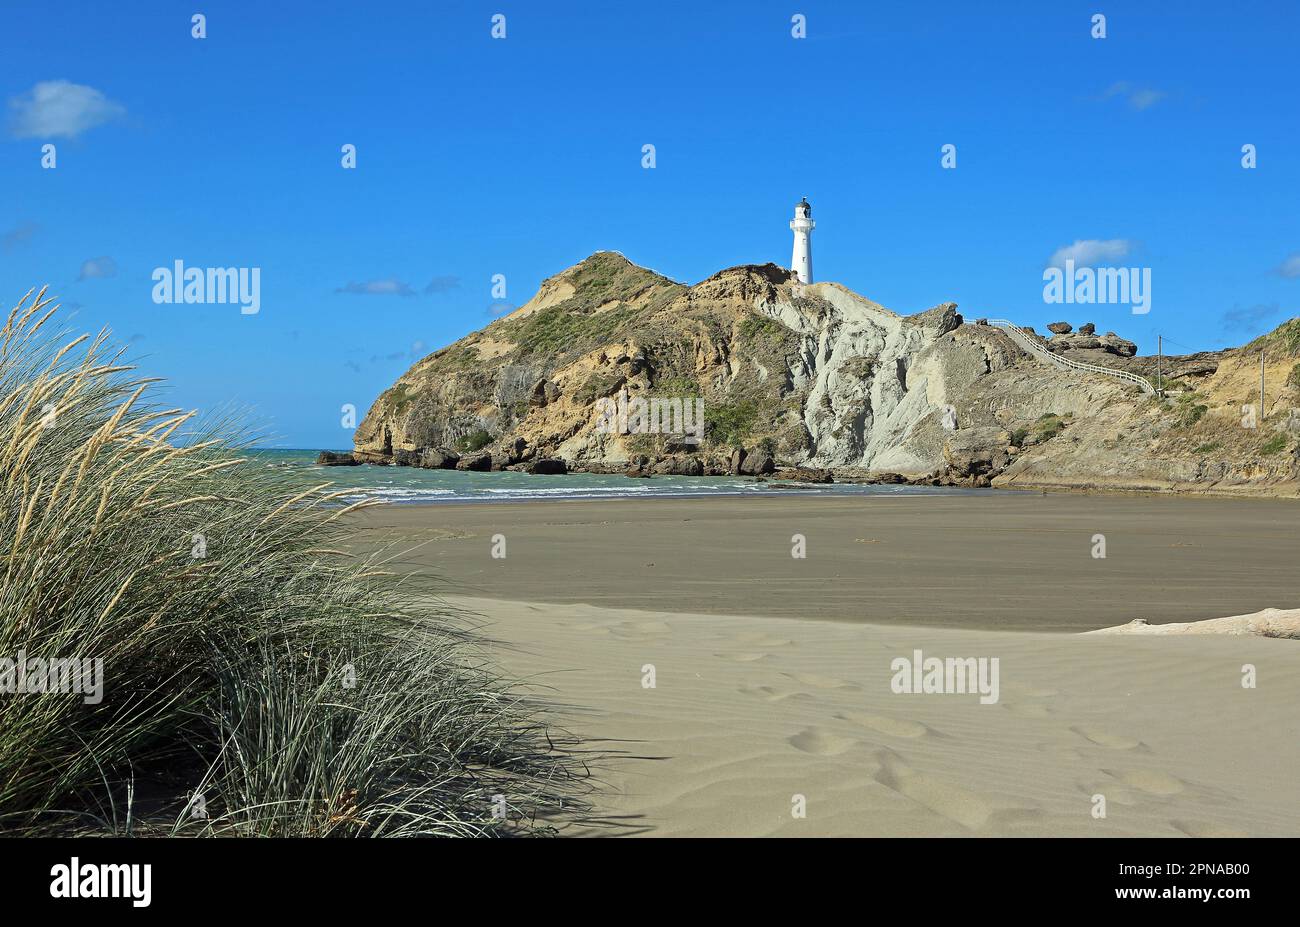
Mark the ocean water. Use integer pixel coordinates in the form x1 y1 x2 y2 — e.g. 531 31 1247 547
252 449 978 505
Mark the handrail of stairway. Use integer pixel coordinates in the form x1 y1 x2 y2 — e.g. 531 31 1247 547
984 318 1156 395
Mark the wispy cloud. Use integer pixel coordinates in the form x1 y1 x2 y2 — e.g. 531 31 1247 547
423 275 459 295
1 221 40 251
1275 252 1300 279
1097 81 1166 111
485 301 516 318
1046 239 1134 269
1223 302 1284 332
77 256 118 280
8 80 126 139
335 278 416 297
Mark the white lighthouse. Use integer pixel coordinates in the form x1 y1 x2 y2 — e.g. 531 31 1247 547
789 196 815 284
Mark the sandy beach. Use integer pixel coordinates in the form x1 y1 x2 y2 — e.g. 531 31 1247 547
351 494 1300 836
354 493 1300 631
452 596 1300 837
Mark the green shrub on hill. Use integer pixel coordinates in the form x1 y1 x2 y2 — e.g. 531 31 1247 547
455 428 493 453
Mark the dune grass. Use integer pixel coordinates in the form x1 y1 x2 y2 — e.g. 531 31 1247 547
0 288 593 836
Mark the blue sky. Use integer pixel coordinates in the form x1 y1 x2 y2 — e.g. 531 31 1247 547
2 0 1297 448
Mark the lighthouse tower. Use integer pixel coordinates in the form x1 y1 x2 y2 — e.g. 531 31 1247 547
790 196 815 284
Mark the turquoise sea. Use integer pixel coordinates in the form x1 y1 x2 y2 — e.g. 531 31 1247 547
252 449 978 505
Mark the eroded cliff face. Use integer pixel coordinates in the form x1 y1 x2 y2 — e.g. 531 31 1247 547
354 252 1014 475
354 252 1300 494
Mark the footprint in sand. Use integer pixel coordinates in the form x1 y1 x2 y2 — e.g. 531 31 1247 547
783 672 861 692
788 727 858 756
870 751 995 831
1104 769 1185 796
1071 726 1146 751
836 712 931 739
1171 819 1248 838
738 683 812 703
568 618 671 639
1002 702 1054 719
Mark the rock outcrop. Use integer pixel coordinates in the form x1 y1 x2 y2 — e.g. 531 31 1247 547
526 458 568 475
417 447 460 469
317 451 359 466
349 252 1300 497
1047 330 1138 358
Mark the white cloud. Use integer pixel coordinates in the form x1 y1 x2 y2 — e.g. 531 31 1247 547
77 256 118 280
1047 239 1134 269
1276 252 1300 279
1099 82 1166 111
8 80 126 139
1 221 40 251
1223 302 1283 331
423 275 460 294
335 278 416 297
1128 88 1165 111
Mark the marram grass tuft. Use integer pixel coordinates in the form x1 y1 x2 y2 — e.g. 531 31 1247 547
0 288 593 836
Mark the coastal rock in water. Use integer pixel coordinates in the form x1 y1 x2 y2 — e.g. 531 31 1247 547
317 451 359 466
772 467 833 483
418 447 460 469
651 456 705 476
526 457 568 475
738 450 776 476
456 452 493 472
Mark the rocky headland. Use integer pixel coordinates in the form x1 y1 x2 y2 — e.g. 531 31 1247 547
328 252 1300 497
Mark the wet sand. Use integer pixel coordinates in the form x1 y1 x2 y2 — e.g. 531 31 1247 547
352 492 1300 632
